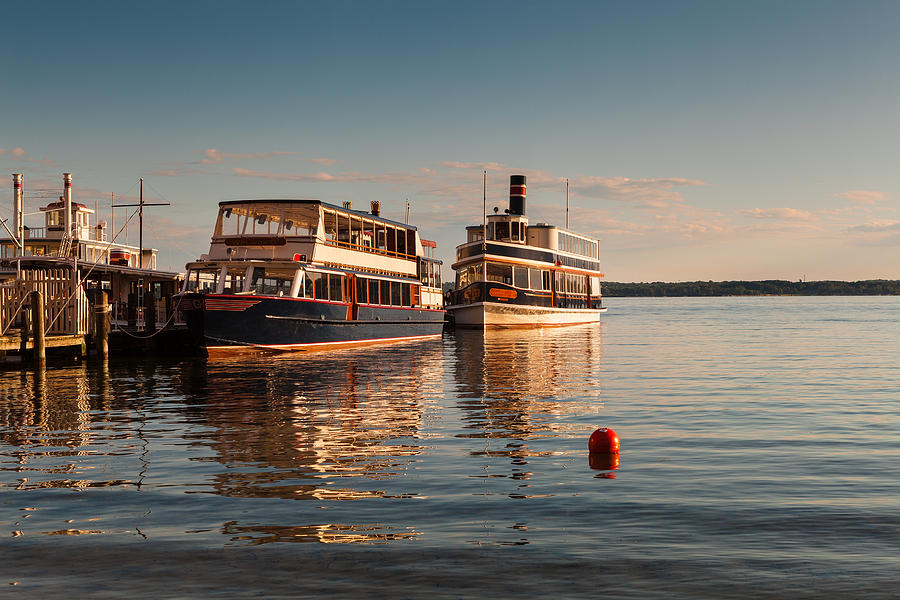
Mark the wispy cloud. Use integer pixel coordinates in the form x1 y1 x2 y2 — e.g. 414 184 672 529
233 167 336 182
200 148 299 164
439 161 508 171
0 147 54 166
310 158 337 166
739 207 817 221
835 189 886 205
847 220 900 233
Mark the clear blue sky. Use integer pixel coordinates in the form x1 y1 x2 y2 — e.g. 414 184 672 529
2 0 898 281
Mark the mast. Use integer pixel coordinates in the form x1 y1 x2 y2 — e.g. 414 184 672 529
112 178 170 268
566 178 569 229
482 170 487 244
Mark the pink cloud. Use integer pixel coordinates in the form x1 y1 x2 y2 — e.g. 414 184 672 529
835 189 885 205
439 161 508 171
310 158 337 166
200 148 298 164
739 207 817 222
847 220 900 233
233 167 335 182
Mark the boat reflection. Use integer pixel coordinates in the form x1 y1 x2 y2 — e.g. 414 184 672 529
452 324 603 439
177 340 444 503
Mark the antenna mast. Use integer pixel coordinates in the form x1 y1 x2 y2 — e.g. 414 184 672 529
112 178 170 268
482 170 487 243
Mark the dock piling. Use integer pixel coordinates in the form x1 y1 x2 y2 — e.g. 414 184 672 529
95 290 109 360
31 290 45 368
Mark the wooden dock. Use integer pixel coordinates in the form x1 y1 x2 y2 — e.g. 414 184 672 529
1 264 193 367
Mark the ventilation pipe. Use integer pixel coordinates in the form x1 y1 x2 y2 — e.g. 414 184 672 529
63 173 73 238
12 174 23 247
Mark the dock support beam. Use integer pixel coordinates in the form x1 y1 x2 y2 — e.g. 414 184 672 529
31 291 45 369
95 290 109 360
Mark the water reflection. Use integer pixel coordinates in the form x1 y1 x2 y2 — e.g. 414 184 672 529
178 340 444 503
451 325 603 469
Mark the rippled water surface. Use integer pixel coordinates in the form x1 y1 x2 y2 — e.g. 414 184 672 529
2 297 899 598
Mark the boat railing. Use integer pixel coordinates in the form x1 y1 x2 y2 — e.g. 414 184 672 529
322 237 417 261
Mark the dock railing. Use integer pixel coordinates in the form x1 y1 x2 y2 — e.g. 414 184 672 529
0 267 90 337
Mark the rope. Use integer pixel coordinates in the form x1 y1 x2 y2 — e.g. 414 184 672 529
111 305 180 340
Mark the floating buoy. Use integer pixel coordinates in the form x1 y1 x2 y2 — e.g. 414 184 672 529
588 427 620 454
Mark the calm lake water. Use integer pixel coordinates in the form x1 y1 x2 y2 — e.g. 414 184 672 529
2 296 899 598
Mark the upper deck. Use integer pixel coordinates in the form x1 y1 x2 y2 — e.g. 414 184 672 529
454 218 601 274
203 199 433 277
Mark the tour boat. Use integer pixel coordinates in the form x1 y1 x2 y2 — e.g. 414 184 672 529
446 175 606 329
176 198 444 353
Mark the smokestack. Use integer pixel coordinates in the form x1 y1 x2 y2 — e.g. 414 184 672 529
63 173 73 238
509 174 526 216
370 200 381 217
12 174 23 246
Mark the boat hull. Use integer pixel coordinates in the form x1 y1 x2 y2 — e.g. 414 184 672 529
179 293 445 353
447 301 605 329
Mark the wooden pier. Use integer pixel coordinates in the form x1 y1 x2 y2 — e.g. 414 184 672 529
1 263 191 367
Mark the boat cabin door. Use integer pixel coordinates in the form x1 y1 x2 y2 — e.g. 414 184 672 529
347 274 359 321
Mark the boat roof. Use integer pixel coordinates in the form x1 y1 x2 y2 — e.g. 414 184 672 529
217 199 417 231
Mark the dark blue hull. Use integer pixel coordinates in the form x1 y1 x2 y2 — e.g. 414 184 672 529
179 293 445 353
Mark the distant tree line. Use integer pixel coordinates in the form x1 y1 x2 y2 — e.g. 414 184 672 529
601 280 900 297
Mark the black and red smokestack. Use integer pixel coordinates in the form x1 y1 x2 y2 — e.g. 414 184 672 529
509 174 526 216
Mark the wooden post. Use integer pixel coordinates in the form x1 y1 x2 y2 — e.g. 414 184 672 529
145 287 157 335
31 290 45 368
95 290 109 360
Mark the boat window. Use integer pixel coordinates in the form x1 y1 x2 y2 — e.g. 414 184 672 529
432 263 442 288
386 227 397 254
281 204 319 236
494 222 510 241
356 278 367 304
337 212 351 244
542 270 551 291
311 272 327 299
407 230 416 257
401 283 411 306
528 268 543 290
590 276 601 295
396 228 407 256
380 280 390 305
249 266 295 296
184 268 219 292
485 262 512 285
329 274 343 301
324 210 338 241
303 272 314 298
222 266 248 294
368 278 379 304
411 284 420 307
513 266 529 289
361 220 375 248
390 282 401 306
350 216 363 247
376 222 387 251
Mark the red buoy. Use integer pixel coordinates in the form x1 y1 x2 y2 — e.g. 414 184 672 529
588 428 620 454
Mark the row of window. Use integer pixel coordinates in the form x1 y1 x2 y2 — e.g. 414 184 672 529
558 232 597 259
456 261 601 296
185 266 421 307
215 203 419 259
